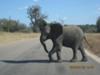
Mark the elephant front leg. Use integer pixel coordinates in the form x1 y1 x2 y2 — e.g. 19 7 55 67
48 43 55 62
48 49 56 62
56 35 63 62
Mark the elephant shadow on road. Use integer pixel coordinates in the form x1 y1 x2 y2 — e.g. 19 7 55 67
0 59 70 64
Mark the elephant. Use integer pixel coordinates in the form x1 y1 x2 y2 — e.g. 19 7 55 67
38 19 88 62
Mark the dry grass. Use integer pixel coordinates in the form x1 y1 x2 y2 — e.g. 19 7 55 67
85 33 100 57
0 32 39 44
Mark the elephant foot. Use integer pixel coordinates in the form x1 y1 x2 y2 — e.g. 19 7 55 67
48 55 54 62
48 60 52 62
70 59 77 62
81 58 88 62
48 58 54 62
57 59 62 63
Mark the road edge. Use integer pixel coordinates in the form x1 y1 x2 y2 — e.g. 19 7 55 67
85 49 100 64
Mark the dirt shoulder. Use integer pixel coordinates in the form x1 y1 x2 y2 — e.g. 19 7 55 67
85 33 100 57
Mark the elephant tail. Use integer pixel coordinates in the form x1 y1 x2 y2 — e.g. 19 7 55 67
84 36 93 49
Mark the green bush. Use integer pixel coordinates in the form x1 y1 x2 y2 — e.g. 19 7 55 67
0 18 30 32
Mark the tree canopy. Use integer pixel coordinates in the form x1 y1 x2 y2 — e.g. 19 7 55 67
0 18 30 32
27 5 47 32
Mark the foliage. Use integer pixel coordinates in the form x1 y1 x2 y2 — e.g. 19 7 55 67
64 24 97 33
96 16 100 32
78 24 97 33
27 5 47 32
0 18 30 32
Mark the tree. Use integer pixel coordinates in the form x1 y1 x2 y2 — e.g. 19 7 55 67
0 18 29 32
78 24 97 33
96 16 100 32
27 5 47 32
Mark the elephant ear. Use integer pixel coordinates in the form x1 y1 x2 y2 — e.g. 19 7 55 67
50 23 63 38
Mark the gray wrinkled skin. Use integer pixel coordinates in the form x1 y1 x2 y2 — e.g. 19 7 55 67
39 20 87 62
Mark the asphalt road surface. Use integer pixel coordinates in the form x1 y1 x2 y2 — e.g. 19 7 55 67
0 38 100 75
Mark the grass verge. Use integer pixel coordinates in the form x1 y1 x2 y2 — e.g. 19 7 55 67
0 32 39 44
85 33 100 57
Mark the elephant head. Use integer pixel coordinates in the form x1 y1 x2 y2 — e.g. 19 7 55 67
37 19 63 54
37 19 50 53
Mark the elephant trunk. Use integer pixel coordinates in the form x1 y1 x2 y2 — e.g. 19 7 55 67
40 34 48 53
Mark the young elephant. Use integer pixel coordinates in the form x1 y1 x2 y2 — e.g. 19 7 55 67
39 19 87 62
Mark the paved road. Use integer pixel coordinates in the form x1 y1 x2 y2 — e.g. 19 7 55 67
0 38 100 75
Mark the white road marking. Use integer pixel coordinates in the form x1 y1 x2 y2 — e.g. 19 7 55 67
85 49 100 64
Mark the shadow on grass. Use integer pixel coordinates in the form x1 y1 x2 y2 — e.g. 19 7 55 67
0 59 70 64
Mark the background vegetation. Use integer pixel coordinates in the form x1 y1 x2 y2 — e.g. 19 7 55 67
0 17 99 33
0 18 32 33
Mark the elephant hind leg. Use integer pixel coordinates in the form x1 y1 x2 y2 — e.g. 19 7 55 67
70 47 78 62
70 42 80 62
79 43 88 62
